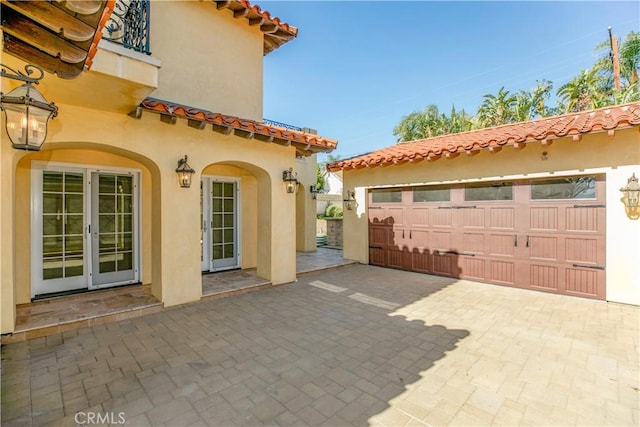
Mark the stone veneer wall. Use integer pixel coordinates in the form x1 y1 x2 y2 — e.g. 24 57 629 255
326 218 343 248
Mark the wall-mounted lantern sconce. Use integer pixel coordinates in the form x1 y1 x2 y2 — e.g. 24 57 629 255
343 190 356 210
620 173 640 220
282 167 299 194
310 185 318 199
0 63 58 151
175 155 195 188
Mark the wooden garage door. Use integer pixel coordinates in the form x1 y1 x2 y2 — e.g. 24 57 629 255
368 175 606 300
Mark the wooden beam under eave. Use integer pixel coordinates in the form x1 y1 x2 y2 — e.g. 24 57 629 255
128 107 142 119
254 134 274 143
572 135 582 143
427 154 441 162
607 129 615 137
160 114 176 125
465 150 480 157
489 146 502 153
540 139 553 147
188 119 206 130
233 129 254 139
249 17 264 26
260 23 278 34
233 8 248 18
513 142 526 150
212 124 232 135
445 152 460 159
216 1 231 10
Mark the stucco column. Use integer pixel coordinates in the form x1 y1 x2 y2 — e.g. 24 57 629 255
0 138 16 333
296 156 318 252
267 169 297 285
157 165 202 307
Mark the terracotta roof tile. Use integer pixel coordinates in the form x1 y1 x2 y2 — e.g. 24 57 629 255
138 98 337 156
328 102 640 171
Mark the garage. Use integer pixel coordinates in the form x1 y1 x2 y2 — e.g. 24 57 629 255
368 175 606 300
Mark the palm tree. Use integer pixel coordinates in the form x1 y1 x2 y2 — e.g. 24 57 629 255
477 87 517 127
556 68 605 113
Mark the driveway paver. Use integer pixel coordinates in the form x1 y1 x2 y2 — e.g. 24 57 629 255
2 264 638 426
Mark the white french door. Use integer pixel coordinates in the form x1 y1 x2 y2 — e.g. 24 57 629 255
31 164 140 297
201 177 240 272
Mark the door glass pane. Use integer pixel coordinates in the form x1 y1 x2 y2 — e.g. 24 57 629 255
117 175 132 194
99 175 116 194
65 194 83 213
43 172 63 192
65 257 83 277
99 195 115 213
43 193 62 214
212 245 223 260
413 186 451 202
121 233 133 251
213 214 222 228
223 183 234 197
213 184 222 197
223 199 233 212
65 173 83 193
224 214 233 227
213 229 222 243
99 214 116 233
372 189 402 203
41 170 85 281
43 258 63 280
43 215 62 236
99 253 116 273
531 176 596 200
118 252 133 270
121 214 133 233
465 182 513 201
224 244 234 258
223 228 233 242
213 198 222 211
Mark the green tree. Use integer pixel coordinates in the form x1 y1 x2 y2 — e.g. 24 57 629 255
477 87 516 127
556 68 605 113
393 104 474 142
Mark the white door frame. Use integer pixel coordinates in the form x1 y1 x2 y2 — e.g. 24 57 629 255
30 161 141 297
201 175 242 272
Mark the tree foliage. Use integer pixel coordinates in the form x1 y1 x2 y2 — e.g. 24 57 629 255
393 31 640 142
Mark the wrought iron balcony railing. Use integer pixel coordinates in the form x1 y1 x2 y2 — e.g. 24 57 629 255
102 0 151 55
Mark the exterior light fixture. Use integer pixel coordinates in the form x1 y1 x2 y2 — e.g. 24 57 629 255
310 185 318 199
620 173 640 220
282 167 299 194
0 63 58 151
175 155 195 188
343 190 356 210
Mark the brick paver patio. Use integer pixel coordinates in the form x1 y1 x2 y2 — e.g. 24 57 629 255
2 265 638 426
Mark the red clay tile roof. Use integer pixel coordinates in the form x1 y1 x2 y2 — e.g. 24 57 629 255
214 1 298 55
137 98 337 156
328 102 640 171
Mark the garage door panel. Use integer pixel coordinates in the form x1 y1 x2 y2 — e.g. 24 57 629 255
432 253 456 276
566 207 599 232
490 207 515 229
565 268 601 298
387 207 405 226
411 250 430 273
463 209 485 228
431 231 452 250
387 248 405 270
432 209 454 227
529 235 558 260
369 247 386 267
530 264 559 290
460 257 485 280
462 232 485 254
489 234 515 257
490 260 515 284
410 207 429 227
565 238 598 263
530 207 558 230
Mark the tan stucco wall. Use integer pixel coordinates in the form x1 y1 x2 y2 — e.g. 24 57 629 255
1 101 299 333
342 129 640 305
150 1 264 120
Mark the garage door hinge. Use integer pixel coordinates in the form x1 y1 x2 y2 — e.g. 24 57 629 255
572 263 605 270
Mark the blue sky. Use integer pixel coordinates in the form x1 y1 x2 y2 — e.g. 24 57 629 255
261 1 640 161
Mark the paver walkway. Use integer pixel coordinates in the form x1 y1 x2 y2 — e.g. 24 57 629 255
2 265 638 426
